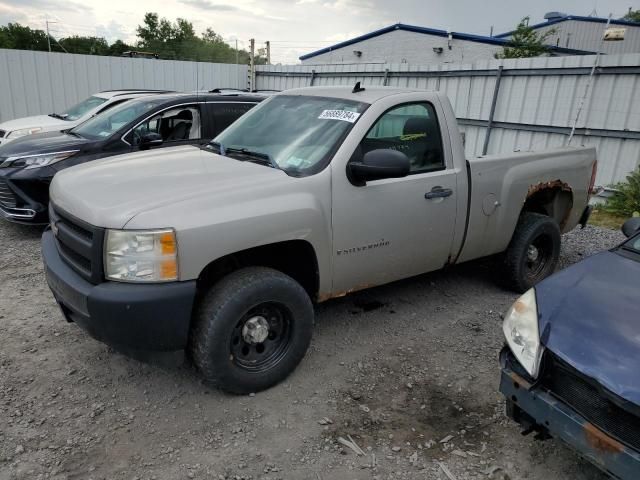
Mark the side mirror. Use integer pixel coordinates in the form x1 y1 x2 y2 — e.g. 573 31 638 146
622 217 640 238
349 149 410 185
140 132 163 149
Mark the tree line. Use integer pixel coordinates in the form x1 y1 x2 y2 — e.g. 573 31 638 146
0 12 267 64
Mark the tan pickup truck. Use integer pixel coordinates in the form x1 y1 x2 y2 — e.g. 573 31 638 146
42 85 597 393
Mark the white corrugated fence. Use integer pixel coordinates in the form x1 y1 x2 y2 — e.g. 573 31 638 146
0 49 248 124
1 48 638 185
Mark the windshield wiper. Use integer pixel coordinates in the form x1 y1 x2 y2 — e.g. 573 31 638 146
620 245 640 255
225 146 280 170
206 142 280 170
65 130 84 139
48 113 69 120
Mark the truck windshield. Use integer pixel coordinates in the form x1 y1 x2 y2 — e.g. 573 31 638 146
211 95 369 175
71 98 164 140
57 96 108 121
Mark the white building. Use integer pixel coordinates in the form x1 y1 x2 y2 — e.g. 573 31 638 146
299 23 592 65
496 13 640 55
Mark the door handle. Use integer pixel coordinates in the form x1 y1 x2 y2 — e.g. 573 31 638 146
425 186 453 199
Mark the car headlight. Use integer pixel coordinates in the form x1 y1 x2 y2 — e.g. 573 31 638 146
105 229 178 283
502 288 544 378
0 150 78 169
7 127 43 138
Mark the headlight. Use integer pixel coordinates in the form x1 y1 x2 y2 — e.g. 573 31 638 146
0 150 78 169
502 288 544 378
105 229 178 283
7 127 43 138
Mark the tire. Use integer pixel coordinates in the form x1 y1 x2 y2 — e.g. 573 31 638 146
190 267 314 394
502 212 561 293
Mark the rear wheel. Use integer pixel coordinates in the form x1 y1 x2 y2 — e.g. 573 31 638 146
502 212 561 293
190 267 314 394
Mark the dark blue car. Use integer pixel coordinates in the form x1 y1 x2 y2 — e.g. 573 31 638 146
500 217 640 480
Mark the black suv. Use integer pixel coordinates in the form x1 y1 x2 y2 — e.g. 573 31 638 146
0 93 265 224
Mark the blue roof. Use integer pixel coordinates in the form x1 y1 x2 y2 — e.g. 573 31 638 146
495 15 640 38
299 23 593 61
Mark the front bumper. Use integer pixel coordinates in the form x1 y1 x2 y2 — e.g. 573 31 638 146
42 229 197 352
500 348 640 480
0 169 51 224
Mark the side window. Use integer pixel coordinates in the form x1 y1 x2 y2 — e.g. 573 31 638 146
130 106 201 145
211 102 257 135
361 102 444 174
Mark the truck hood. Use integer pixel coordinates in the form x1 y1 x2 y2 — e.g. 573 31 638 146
0 130 91 157
0 114 73 134
536 250 640 405
50 145 290 228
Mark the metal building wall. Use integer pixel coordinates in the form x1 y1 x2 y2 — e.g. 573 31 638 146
256 53 640 185
0 49 248 123
531 21 640 55
299 29 503 65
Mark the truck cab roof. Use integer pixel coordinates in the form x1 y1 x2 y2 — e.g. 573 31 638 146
278 85 439 104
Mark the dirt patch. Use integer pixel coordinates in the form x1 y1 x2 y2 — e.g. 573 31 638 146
329 350 495 453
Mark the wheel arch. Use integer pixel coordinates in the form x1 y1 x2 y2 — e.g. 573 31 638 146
522 181 574 231
196 240 320 301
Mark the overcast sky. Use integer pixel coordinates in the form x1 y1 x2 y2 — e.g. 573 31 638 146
1 0 638 63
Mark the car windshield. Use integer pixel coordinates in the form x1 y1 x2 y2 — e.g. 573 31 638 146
57 96 108 121
211 95 369 175
622 234 640 254
71 98 165 140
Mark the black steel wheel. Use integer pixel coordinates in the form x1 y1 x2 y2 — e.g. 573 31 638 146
190 267 314 394
502 212 561 293
230 302 293 372
524 234 554 281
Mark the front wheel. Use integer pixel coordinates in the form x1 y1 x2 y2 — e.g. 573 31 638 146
501 212 561 293
190 267 314 394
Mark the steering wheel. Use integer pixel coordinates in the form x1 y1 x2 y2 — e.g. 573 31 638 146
132 129 143 146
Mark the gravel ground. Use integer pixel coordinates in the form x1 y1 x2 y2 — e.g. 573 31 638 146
0 221 625 480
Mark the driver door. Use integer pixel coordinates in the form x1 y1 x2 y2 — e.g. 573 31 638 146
331 101 459 294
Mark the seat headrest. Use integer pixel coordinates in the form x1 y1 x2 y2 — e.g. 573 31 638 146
403 117 429 136
174 109 193 120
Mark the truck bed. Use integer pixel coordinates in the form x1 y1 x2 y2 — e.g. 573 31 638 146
456 146 596 264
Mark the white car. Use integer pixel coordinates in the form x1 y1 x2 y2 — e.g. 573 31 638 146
0 89 173 146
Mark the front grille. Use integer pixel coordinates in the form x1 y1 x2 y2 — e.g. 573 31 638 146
50 203 104 283
541 353 640 451
0 178 18 208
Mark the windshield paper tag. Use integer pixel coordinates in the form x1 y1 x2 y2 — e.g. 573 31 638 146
318 110 361 123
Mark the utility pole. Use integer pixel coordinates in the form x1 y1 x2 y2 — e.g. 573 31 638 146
265 41 271 65
45 19 67 53
235 39 239 65
249 38 255 91
46 19 52 52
